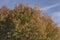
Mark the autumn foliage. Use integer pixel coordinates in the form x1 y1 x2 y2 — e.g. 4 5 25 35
0 4 60 40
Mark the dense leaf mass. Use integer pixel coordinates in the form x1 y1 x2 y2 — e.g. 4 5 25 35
0 4 60 40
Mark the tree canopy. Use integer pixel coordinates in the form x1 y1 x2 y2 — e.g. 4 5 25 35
0 4 60 40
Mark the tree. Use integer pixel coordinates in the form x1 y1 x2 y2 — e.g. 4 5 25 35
0 4 60 40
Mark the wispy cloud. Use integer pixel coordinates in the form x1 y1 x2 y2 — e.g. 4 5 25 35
40 3 60 11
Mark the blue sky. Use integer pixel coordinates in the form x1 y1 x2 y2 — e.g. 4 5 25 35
0 0 60 27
